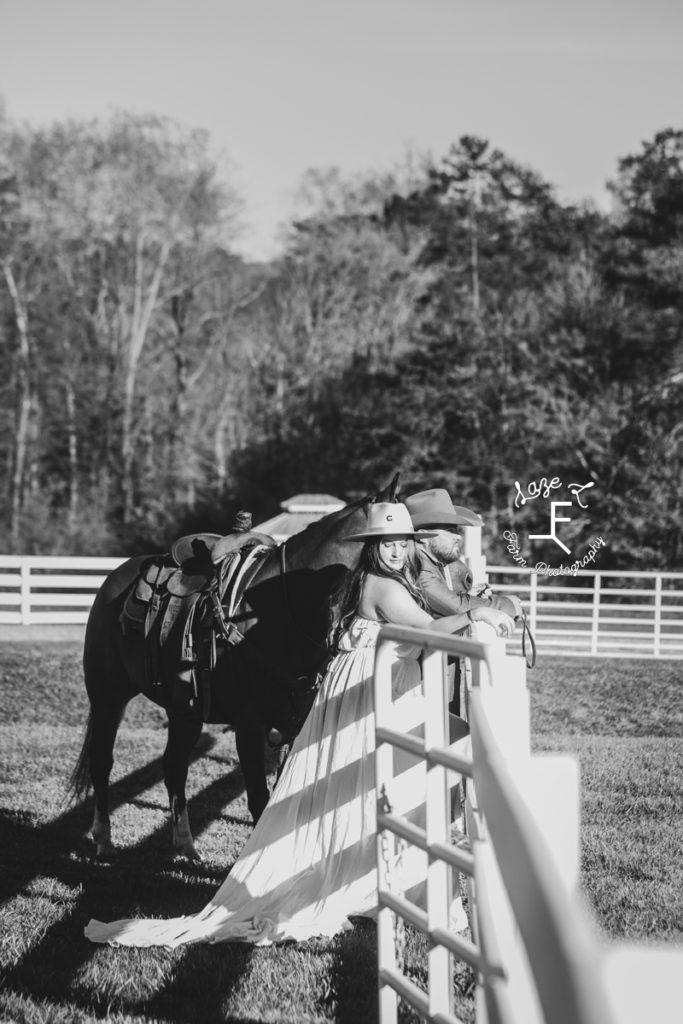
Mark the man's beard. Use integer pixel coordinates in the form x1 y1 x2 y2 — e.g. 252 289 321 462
434 535 462 563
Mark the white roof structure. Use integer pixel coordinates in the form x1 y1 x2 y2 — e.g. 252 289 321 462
257 494 346 543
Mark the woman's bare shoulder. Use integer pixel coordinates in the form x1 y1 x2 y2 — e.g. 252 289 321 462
358 574 406 619
362 574 432 628
363 574 407 598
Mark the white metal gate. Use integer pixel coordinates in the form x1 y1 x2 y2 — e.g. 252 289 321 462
373 625 682 1024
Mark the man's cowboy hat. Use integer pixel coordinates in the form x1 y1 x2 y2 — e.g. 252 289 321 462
405 489 484 529
346 502 437 542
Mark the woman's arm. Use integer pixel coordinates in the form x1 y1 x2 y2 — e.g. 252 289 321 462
433 604 515 637
362 577 473 634
362 577 514 637
367 577 433 628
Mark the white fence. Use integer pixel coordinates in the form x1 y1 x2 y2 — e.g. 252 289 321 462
1 556 683 660
373 625 682 1024
488 566 683 659
0 556 125 625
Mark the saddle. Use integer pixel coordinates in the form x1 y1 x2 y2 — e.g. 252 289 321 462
121 531 277 719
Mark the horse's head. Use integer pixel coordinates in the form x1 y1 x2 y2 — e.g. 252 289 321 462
284 471 401 573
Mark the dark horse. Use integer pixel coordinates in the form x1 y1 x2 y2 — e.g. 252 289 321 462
69 477 399 858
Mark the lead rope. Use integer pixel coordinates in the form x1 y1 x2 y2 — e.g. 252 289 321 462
378 785 407 975
520 607 537 668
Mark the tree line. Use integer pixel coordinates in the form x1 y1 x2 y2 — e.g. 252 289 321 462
1 111 681 568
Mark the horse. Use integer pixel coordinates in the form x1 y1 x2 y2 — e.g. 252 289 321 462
68 476 400 859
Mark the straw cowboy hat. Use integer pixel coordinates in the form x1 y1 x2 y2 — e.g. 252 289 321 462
404 489 484 529
346 502 437 542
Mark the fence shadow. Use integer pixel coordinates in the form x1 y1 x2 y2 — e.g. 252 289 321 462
0 727 270 1019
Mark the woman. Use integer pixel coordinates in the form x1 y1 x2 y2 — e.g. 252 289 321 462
85 502 478 948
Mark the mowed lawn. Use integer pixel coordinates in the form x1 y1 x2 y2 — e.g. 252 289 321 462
0 643 681 1024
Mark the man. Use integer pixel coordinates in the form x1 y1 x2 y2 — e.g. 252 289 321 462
405 487 518 722
404 488 518 632
404 489 514 870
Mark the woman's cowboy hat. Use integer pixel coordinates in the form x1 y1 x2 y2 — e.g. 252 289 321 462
346 502 437 542
405 488 484 529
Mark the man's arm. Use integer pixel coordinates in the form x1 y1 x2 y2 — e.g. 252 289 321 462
446 561 523 619
418 557 493 617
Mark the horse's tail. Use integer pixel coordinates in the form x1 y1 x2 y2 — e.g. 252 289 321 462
65 710 95 805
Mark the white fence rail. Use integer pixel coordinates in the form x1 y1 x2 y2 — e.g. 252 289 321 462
488 566 683 659
0 556 125 626
373 625 682 1024
1 556 683 660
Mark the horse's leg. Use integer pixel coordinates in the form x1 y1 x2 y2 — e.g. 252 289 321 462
235 714 270 823
79 614 133 858
163 714 203 860
89 702 132 857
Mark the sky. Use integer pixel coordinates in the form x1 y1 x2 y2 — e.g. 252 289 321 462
1 0 682 261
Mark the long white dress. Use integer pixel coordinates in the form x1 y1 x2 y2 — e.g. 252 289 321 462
84 616 434 948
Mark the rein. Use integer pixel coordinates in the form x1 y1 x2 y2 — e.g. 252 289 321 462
519 607 537 669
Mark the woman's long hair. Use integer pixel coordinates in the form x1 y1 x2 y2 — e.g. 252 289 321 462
328 538 428 653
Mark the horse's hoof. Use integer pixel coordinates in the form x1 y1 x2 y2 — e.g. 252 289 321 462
170 802 201 861
173 842 202 862
92 839 116 860
95 848 116 862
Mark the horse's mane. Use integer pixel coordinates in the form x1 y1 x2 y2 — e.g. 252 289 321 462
281 474 400 556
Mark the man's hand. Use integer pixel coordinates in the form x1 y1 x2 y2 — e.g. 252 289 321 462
490 593 523 620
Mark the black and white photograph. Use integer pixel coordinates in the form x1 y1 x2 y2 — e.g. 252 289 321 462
0 2 681 1022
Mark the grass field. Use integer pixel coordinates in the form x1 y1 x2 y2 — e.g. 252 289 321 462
0 644 681 1024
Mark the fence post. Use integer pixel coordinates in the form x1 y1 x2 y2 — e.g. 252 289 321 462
653 574 662 658
529 571 538 635
591 574 601 656
20 560 32 625
463 524 487 586
423 648 453 1019
374 640 399 1024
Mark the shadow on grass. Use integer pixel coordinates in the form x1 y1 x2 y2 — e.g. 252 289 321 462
327 918 378 1023
0 731 276 1022
0 640 364 1023
2 807 380 1024
1 734 375 1024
